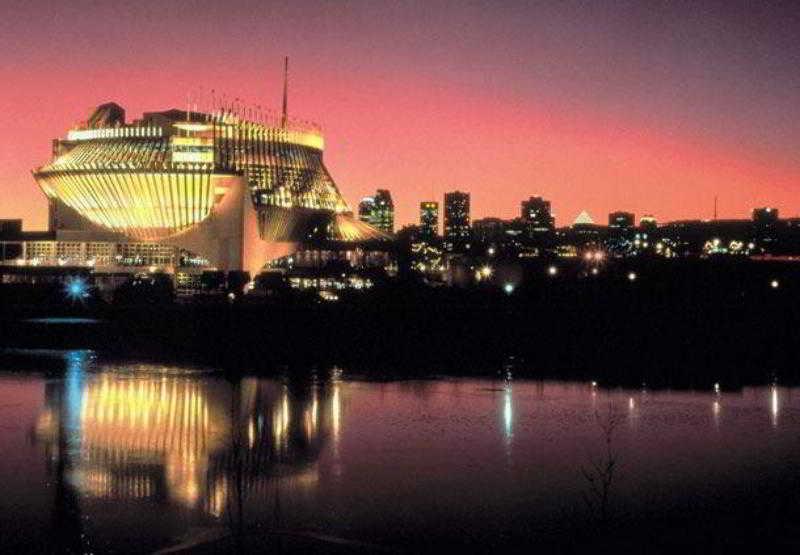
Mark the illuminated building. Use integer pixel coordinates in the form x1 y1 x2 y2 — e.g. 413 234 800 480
358 197 376 225
521 196 554 237
15 62 388 287
640 214 657 230
573 210 595 226
358 189 394 234
419 201 439 239
609 211 635 229
444 191 471 252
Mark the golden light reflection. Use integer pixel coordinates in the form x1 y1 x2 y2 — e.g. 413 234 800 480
36 369 338 520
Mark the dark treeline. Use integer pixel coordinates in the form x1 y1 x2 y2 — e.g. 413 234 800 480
1 258 799 388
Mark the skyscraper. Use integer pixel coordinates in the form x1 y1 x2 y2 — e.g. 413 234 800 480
359 190 394 233
419 201 439 239
520 196 554 238
359 197 375 225
372 189 395 233
444 191 470 251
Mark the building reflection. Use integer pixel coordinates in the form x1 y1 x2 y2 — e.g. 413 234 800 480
34 354 339 532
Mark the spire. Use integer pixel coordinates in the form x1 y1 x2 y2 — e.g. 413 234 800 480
281 56 289 128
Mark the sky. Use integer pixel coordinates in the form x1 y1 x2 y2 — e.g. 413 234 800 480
1 0 799 229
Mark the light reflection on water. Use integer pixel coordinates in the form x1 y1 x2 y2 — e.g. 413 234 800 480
2 351 800 552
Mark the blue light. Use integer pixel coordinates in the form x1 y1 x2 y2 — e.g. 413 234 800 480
64 276 89 302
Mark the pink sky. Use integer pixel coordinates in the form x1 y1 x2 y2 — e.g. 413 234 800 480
1 1 798 230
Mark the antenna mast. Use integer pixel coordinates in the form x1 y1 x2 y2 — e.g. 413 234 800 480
281 56 289 128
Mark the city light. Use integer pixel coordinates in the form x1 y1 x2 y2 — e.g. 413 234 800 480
503 283 515 294
770 279 780 289
627 271 637 281
64 276 89 302
547 265 558 276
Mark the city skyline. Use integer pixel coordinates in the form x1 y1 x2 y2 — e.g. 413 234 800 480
2 1 799 231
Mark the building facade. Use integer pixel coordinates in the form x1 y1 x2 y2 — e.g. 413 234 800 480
12 90 389 287
419 201 439 239
520 196 554 236
609 211 635 229
444 191 470 252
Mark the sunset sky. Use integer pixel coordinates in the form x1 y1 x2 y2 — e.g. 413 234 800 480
1 0 798 230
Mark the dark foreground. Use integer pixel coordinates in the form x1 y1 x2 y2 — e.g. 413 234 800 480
2 258 799 388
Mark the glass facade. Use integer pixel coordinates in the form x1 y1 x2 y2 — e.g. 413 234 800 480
357 190 394 234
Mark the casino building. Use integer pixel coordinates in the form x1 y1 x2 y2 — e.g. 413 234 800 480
1 66 391 292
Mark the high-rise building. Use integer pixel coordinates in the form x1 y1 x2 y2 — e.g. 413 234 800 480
372 189 394 234
609 211 635 229
358 190 394 233
419 201 439 239
359 197 375 225
444 191 470 251
520 196 554 238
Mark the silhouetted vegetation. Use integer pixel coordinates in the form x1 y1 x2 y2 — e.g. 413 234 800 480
2 258 800 387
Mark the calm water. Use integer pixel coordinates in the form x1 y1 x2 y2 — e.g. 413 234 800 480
1 350 800 553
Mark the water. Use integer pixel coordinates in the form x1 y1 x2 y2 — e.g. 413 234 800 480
1 351 800 553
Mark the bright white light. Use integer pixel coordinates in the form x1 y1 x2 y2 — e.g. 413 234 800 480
480 265 493 278
547 265 558 276
503 388 513 439
503 283 515 294
627 271 637 281
771 386 779 426
487 247 495 256
714 382 720 394
591 268 599 275
770 279 779 289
